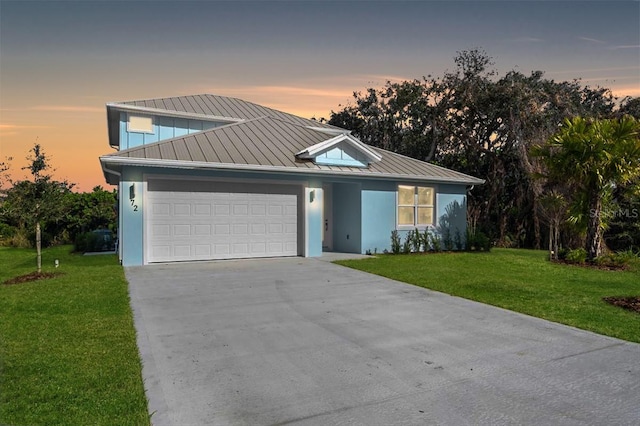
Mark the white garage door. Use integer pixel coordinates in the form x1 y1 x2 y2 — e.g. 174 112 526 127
146 179 299 263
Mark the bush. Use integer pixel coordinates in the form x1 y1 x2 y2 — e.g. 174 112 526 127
421 228 431 252
402 233 411 254
557 248 569 261
74 229 115 253
0 223 17 246
595 250 638 268
454 229 463 251
390 230 401 254
565 248 587 264
410 228 422 253
430 232 442 252
466 230 491 252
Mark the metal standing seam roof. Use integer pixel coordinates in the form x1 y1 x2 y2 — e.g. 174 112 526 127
101 109 485 185
111 94 342 131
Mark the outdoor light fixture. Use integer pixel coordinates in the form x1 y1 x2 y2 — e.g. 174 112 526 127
309 189 315 203
129 184 135 200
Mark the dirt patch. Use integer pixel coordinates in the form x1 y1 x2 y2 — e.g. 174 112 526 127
3 271 63 285
603 296 640 314
555 260 629 271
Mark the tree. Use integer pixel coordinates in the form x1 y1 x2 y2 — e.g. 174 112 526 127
533 116 640 260
62 186 118 241
537 191 567 260
327 49 618 250
616 96 640 119
0 144 73 271
0 157 11 189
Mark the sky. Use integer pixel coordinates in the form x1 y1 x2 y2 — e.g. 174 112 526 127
1 0 638 192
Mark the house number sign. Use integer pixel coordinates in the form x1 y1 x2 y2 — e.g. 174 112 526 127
129 184 139 212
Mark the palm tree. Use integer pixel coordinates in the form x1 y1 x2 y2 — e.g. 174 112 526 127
533 116 640 261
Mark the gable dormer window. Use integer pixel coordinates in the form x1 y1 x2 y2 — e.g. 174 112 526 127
128 115 154 133
295 134 382 168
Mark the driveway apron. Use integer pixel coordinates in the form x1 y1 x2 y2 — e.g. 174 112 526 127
126 258 640 425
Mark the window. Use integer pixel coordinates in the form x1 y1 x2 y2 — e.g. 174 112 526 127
397 185 434 227
128 115 154 133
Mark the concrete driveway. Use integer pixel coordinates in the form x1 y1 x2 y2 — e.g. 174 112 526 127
126 257 640 425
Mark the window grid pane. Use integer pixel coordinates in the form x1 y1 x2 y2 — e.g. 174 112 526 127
398 206 415 226
418 187 434 206
398 185 415 205
397 185 435 227
417 207 434 226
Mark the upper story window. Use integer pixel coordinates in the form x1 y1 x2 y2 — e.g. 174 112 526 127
128 115 154 133
398 185 434 227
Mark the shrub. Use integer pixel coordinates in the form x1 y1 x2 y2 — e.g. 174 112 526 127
421 228 431 252
442 228 453 251
0 223 17 246
466 230 491 252
390 230 401 254
410 228 422 253
74 230 115 253
4 228 31 248
557 248 569 261
402 233 411 254
454 229 463 251
565 248 587 264
430 232 442 252
595 250 638 268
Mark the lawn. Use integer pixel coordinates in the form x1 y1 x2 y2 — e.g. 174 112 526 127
0 246 149 425
336 248 640 343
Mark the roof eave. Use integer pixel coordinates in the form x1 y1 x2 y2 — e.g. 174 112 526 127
99 156 485 186
106 102 244 124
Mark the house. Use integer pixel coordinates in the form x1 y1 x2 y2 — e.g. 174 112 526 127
100 94 484 266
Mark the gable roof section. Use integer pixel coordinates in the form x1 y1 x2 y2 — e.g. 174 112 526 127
295 134 382 165
101 115 484 186
107 94 342 148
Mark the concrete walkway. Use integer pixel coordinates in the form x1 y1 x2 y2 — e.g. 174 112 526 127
126 257 640 426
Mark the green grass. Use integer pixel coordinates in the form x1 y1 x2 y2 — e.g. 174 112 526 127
0 246 149 425
336 249 640 343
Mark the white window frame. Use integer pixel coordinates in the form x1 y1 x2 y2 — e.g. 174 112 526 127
127 114 155 134
396 185 435 229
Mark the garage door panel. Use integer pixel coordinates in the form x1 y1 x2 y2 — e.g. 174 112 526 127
147 181 298 262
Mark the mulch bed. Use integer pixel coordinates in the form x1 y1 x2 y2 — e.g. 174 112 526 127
603 296 640 314
2 271 63 285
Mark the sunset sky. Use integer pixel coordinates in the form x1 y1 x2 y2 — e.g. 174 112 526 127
1 0 638 192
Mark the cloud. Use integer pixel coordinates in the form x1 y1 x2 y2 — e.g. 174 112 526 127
31 105 103 113
192 75 420 118
512 37 543 43
610 45 640 50
546 66 639 76
578 36 606 44
611 84 640 97
0 124 49 130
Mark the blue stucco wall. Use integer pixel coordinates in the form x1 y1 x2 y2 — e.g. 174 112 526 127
361 181 396 254
332 182 361 253
118 113 223 150
119 168 144 266
436 184 467 247
306 187 323 256
114 163 471 264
